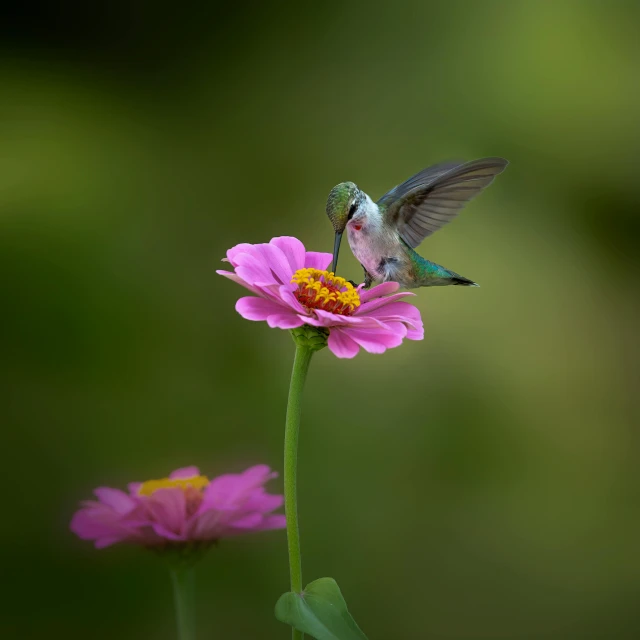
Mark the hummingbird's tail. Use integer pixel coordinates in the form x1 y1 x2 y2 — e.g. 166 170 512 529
409 250 480 287
419 269 479 287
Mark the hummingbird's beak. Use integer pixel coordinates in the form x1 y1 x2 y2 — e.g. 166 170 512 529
331 231 343 274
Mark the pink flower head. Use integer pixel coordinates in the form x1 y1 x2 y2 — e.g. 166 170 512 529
217 236 424 358
70 465 286 549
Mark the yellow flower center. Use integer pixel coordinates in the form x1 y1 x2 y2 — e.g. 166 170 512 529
291 268 361 316
138 475 210 497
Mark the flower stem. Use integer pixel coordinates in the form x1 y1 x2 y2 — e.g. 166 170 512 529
170 566 197 640
284 343 314 639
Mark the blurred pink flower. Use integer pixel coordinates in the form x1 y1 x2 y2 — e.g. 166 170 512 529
217 236 424 358
71 465 286 549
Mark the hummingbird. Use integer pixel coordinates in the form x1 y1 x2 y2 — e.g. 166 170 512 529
326 157 508 288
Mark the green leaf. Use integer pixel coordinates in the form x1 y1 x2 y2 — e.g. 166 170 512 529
275 577 369 640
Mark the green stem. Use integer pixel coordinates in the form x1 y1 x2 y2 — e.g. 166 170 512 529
170 566 197 640
284 343 314 640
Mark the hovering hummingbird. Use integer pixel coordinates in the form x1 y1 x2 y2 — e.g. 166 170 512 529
326 157 508 288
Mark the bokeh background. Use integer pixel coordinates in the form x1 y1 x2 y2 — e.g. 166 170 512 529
2 2 639 638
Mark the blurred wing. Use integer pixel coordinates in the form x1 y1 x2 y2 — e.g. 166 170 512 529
377 160 464 210
379 157 508 248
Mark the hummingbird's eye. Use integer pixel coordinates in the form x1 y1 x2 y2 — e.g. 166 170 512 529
347 202 358 220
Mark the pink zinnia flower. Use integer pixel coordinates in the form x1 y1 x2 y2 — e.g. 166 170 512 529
217 236 424 358
70 465 286 549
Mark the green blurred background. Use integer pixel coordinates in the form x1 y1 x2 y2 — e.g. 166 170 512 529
2 2 639 638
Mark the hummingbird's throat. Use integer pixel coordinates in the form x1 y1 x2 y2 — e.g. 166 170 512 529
291 268 361 316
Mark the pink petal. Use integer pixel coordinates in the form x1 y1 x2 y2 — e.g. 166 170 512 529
309 309 391 330
216 269 254 291
232 284 307 328
327 329 361 358
70 507 114 540
407 325 424 341
267 314 306 329
241 464 278 484
189 509 223 539
360 281 400 302
304 251 333 271
94 488 137 514
226 243 260 267
270 236 306 273
364 301 424 333
363 300 419 319
70 504 141 545
128 482 142 495
201 465 276 511
236 296 288 321
242 488 284 513
228 512 263 529
216 270 263 296
169 467 200 480
257 514 287 530
356 291 416 315
145 488 186 537
362 314 418 334
222 513 287 535
301 314 334 328
342 325 406 354
150 523 188 541
393 303 424 339
233 252 280 287
256 282 295 305
190 480 286 537
278 286 308 315
253 243 294 285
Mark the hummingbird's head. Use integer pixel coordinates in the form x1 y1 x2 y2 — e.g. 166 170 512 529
326 182 363 273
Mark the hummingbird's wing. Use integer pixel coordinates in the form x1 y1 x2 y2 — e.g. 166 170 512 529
378 158 508 249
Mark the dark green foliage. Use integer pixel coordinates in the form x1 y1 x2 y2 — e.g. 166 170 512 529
275 578 368 640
